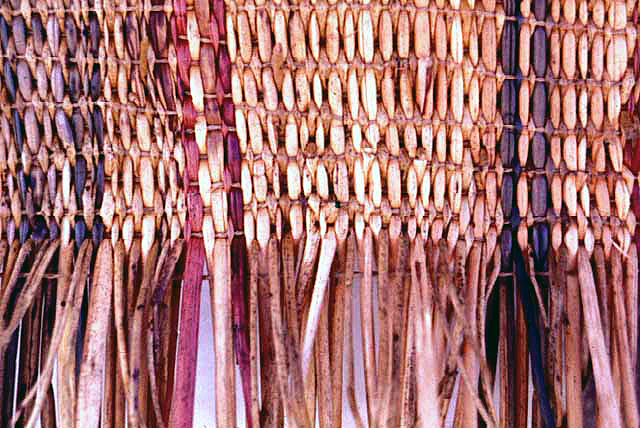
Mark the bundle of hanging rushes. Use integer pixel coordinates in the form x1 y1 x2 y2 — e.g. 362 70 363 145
0 0 639 426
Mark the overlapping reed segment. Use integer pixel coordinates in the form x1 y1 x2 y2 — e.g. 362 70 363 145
625 3 640 419
496 0 521 424
0 0 186 427
228 0 505 426
499 0 556 424
627 2 640 254
99 2 186 428
0 2 109 428
170 0 250 427
544 0 638 426
515 0 555 424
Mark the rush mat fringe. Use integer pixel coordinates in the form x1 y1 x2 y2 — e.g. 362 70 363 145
0 0 640 426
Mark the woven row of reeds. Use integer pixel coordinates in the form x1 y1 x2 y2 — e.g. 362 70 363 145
0 0 638 426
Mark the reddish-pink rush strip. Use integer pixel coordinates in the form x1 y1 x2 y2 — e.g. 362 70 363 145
168 238 204 428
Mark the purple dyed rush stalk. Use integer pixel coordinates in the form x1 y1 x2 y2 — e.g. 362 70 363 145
227 128 252 427
231 236 252 428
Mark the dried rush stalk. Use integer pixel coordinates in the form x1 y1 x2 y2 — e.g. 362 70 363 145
257 229 281 427
1 236 32 427
512 241 554 428
358 226 377 424
147 239 184 428
0 240 58 353
610 249 639 426
624 246 638 373
455 241 481 428
301 229 337 377
168 239 205 428
343 232 364 428
412 235 439 427
206 231 236 428
268 237 308 426
577 247 622 427
248 240 261 425
76 241 113 428
388 228 409 427
290 234 312 421
565 262 584 428
282 234 311 426
58 240 90 427
14 241 89 428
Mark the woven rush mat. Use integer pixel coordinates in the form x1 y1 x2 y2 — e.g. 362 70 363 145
0 0 639 427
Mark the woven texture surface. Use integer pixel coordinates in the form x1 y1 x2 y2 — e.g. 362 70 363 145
0 0 638 427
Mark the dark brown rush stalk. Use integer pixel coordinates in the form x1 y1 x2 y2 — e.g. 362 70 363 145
500 0 546 422
624 247 638 388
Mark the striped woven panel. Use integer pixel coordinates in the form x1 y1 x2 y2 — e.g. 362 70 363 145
0 0 638 427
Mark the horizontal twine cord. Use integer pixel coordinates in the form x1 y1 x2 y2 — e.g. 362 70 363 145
0 145 626 182
234 107 631 138
6 5 171 15
242 196 628 224
0 54 172 66
4 100 180 115
232 57 630 86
